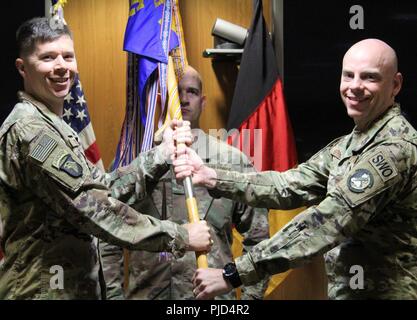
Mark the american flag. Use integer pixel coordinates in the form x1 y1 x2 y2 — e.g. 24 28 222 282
62 75 103 170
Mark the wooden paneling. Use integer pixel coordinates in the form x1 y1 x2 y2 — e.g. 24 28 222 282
65 0 128 168
265 257 328 300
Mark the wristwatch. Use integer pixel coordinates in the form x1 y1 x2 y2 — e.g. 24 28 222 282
222 262 242 288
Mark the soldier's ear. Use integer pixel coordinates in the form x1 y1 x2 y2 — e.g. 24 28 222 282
392 72 403 97
15 58 25 77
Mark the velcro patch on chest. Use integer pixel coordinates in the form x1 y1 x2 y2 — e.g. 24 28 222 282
368 152 397 182
29 134 58 163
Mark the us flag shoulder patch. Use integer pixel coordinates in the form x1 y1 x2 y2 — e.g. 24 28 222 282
29 134 58 163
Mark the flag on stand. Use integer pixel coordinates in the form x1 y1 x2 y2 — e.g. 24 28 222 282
62 75 104 170
114 0 188 287
50 0 103 170
226 0 303 298
227 0 297 172
113 0 187 169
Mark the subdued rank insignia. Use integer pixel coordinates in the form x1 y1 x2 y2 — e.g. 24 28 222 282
29 134 58 163
59 154 83 178
348 169 374 193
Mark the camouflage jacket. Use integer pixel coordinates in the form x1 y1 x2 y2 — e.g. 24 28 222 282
100 130 270 300
209 104 417 299
0 92 189 299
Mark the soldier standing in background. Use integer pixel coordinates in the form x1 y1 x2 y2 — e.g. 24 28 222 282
101 66 270 300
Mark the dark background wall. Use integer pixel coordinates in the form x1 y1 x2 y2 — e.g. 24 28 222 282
284 0 417 162
0 1 45 124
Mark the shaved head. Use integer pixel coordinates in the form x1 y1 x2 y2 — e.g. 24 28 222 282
181 65 203 92
179 65 206 128
340 38 402 131
343 38 398 76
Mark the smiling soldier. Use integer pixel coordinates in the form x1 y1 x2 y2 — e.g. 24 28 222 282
174 39 417 300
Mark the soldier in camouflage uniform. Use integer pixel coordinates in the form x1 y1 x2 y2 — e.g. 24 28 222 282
0 17 212 299
174 39 417 299
100 66 270 300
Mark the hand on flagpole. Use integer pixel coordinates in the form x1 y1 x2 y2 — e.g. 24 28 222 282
173 120 209 269
160 119 192 162
173 146 218 188
182 221 213 252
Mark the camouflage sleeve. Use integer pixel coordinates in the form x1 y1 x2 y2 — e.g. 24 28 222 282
103 146 169 204
208 140 335 210
0 213 3 258
227 149 270 299
16 121 189 258
96 145 170 299
233 202 270 299
99 241 125 300
234 142 414 286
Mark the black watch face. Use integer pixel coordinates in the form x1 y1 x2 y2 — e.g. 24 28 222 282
224 263 237 277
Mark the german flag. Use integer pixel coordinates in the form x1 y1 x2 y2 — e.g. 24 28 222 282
228 0 325 299
227 0 297 172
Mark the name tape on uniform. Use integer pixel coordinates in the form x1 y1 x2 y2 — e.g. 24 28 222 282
369 151 397 182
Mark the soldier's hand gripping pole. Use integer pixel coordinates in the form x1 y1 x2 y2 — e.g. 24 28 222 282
176 128 208 268
183 175 208 268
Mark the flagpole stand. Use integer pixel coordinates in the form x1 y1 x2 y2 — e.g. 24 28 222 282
202 48 243 61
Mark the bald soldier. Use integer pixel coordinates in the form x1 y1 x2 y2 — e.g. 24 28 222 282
174 39 417 299
100 66 270 300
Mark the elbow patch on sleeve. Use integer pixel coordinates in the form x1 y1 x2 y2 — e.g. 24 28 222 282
337 149 398 208
27 132 88 192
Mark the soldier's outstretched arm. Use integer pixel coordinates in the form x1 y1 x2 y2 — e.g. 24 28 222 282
192 142 414 299
102 120 193 205
174 144 333 210
14 120 210 257
228 150 271 299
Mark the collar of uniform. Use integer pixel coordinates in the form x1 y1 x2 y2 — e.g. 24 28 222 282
351 103 401 154
18 91 79 146
18 91 63 126
335 104 400 161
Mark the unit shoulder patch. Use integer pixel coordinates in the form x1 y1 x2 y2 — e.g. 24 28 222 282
59 154 83 178
338 149 399 208
28 131 87 192
347 169 374 193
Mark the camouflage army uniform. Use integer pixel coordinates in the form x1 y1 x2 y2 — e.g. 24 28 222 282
208 104 417 299
100 130 270 300
0 92 189 299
